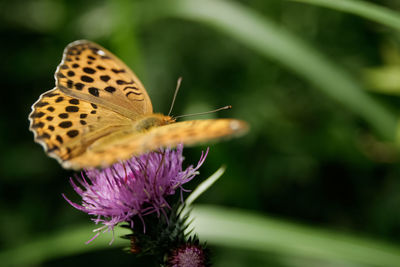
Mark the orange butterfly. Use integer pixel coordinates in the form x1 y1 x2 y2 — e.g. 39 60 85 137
29 40 248 170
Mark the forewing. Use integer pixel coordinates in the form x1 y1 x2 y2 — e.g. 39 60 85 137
55 40 152 118
29 88 132 166
66 119 249 169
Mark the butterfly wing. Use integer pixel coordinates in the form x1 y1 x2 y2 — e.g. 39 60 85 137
29 88 132 165
66 119 249 169
55 40 152 119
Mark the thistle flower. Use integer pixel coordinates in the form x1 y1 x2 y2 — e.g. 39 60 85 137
63 144 208 243
166 241 210 267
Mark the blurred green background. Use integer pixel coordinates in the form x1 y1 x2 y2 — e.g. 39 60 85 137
2 0 400 266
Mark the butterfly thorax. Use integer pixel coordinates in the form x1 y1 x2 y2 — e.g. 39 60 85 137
133 114 175 132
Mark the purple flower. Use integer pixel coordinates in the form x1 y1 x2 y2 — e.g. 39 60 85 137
167 243 209 267
63 144 208 243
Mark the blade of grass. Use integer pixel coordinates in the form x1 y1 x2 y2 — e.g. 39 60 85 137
290 0 400 32
185 165 226 207
140 0 397 140
179 166 226 218
0 226 131 266
107 0 146 80
191 205 400 267
3 206 400 266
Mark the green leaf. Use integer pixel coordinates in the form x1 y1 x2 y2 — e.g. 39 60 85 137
290 0 400 32
0 226 131 266
185 165 226 207
364 66 400 96
191 205 400 267
179 165 226 218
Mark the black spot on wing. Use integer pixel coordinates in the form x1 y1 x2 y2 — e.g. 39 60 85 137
32 122 45 129
35 101 49 107
100 75 110 82
59 121 72 128
66 106 79 112
83 67 96 74
57 73 66 78
59 113 68 119
105 86 116 93
123 86 139 91
88 87 99 97
69 99 79 105
81 75 94 83
67 130 79 138
38 132 51 139
67 80 73 88
56 135 63 144
31 111 45 118
126 91 141 96
116 79 134 85
75 83 84 90
43 92 59 98
111 69 126 74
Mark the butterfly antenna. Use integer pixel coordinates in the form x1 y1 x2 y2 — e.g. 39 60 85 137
174 105 232 119
168 77 182 116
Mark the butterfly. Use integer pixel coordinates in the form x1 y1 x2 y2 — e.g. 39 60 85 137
29 40 249 170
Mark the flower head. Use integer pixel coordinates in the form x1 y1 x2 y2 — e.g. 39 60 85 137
166 242 210 267
63 144 208 243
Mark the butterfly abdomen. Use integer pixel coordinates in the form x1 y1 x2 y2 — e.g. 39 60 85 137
133 114 174 132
